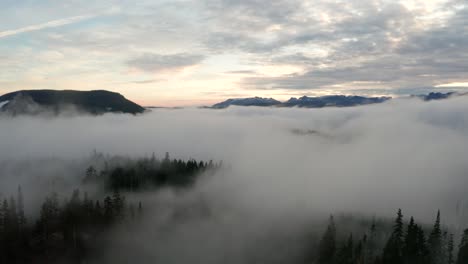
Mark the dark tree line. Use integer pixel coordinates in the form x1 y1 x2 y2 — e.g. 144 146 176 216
315 209 468 264
84 152 221 191
0 187 142 263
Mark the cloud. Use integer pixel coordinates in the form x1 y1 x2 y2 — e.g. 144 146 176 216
0 14 95 39
1 97 468 220
199 0 468 94
2 97 468 262
224 70 257 75
126 53 206 73
129 79 160 84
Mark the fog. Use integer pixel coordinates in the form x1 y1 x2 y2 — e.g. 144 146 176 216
1 97 468 263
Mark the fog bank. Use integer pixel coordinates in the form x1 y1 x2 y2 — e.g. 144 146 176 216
1 97 468 262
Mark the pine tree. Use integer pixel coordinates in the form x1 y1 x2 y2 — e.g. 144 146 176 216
138 201 143 218
1 199 9 233
335 234 354 264
414 224 430 264
355 237 365 264
104 196 113 223
366 218 377 264
112 189 125 220
403 217 418 264
428 210 443 264
447 233 454 264
441 231 449 264
318 215 337 264
9 196 18 232
382 209 404 264
457 229 468 264
85 166 97 181
16 186 26 228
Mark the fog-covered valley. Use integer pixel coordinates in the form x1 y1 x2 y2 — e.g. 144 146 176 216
1 97 468 263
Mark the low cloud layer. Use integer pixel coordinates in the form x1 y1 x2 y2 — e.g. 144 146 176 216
2 96 468 262
1 97 468 220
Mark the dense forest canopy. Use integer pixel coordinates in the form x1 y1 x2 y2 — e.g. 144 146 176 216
0 154 467 263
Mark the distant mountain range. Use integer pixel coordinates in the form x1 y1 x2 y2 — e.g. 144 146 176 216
0 90 145 115
211 97 281 108
0 90 460 115
210 92 460 109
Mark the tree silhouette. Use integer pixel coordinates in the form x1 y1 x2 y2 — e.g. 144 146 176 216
428 210 443 264
457 229 468 264
382 209 404 264
318 215 336 264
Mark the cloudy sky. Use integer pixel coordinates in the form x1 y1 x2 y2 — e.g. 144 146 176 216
0 0 467 106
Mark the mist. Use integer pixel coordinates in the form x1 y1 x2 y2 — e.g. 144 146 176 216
2 97 468 263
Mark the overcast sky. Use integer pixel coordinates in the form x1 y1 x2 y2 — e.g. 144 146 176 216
1 0 467 106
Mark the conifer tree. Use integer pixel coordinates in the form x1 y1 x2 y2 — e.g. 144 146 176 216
355 237 365 264
403 217 418 264
318 215 337 264
138 201 143 218
335 234 354 264
16 186 26 228
9 196 18 232
366 218 377 264
414 224 430 264
112 189 125 220
382 209 404 264
428 210 443 264
1 199 9 233
457 229 468 264
447 233 455 264
104 196 113 223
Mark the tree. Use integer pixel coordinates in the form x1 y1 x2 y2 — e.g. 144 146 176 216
1 199 9 233
104 196 113 223
85 165 97 181
457 229 468 264
382 209 404 264
403 217 418 264
38 193 60 242
366 218 378 264
318 215 336 264
415 224 430 263
447 233 454 264
17 186 26 228
138 201 143 218
428 210 443 264
335 234 354 264
112 189 125 220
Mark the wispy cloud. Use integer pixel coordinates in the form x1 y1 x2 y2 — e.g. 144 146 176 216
0 15 95 39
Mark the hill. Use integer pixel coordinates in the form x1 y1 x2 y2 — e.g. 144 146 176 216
0 90 145 115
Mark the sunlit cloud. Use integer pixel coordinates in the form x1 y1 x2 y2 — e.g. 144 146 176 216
0 0 467 106
436 82 468 88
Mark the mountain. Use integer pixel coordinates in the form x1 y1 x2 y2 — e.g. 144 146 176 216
413 92 456 101
210 95 390 109
282 95 391 108
209 92 465 109
0 90 145 115
211 97 281 109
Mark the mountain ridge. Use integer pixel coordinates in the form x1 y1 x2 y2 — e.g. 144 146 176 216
209 92 460 109
0 90 145 115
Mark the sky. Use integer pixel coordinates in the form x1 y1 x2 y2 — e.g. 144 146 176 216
0 0 467 106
